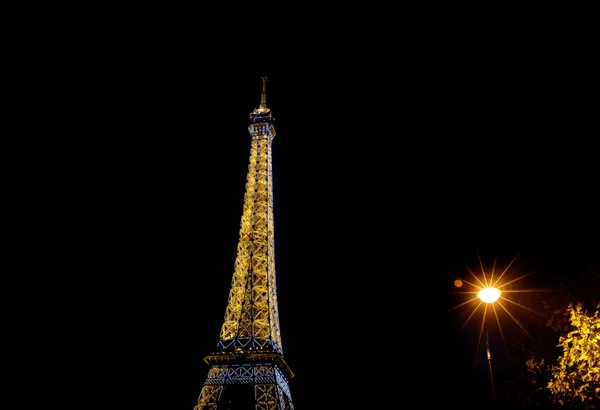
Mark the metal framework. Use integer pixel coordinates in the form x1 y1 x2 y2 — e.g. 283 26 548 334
195 77 294 410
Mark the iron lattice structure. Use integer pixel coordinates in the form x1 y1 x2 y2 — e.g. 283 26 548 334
195 78 295 410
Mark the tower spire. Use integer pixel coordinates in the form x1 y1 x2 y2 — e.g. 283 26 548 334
257 76 270 113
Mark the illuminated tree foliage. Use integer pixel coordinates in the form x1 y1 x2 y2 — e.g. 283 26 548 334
527 302 600 408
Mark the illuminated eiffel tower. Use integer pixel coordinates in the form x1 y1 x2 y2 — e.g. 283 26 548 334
194 77 295 410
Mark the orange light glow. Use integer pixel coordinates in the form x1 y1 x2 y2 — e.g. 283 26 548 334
478 287 501 303
448 252 552 358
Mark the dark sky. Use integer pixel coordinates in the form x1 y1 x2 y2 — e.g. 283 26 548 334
13 19 598 410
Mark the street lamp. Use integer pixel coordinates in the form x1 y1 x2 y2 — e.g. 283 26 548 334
478 287 501 304
478 287 501 405
450 253 545 408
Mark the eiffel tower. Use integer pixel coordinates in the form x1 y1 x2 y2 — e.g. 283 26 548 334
194 77 295 410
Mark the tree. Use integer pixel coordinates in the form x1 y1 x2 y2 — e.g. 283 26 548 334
527 302 600 409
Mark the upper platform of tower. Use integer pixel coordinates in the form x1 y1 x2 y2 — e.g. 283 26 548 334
248 76 275 125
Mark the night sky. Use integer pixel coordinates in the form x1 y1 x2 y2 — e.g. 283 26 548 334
12 18 598 410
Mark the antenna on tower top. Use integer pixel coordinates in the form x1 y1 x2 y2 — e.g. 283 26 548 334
259 76 268 110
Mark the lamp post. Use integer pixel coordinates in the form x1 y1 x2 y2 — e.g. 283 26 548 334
477 287 501 405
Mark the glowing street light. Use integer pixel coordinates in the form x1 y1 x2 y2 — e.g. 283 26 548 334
478 287 501 303
450 252 553 408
